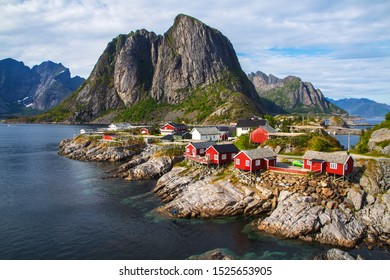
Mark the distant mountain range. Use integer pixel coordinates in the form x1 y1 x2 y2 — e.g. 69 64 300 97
248 71 346 115
327 98 390 118
0 58 84 116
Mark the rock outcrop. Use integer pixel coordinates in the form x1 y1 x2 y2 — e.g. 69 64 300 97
41 14 263 123
315 248 363 260
248 71 345 115
0 58 84 115
258 191 366 248
368 128 390 155
58 136 144 162
153 166 272 218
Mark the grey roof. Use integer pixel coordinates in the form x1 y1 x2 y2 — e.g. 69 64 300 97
191 127 220 135
260 125 277 133
190 141 216 149
240 148 277 159
302 150 352 164
236 119 267 128
210 144 240 154
165 122 186 128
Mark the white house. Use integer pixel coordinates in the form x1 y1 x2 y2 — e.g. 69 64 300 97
235 119 267 136
190 127 221 141
80 128 94 134
108 123 132 131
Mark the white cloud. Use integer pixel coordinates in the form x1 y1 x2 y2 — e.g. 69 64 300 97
0 0 389 104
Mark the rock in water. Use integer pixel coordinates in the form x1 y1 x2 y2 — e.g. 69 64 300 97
316 248 360 260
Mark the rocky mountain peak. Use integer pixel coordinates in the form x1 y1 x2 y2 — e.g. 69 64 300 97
50 14 262 123
248 71 345 114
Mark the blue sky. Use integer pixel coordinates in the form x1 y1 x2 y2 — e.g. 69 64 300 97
0 0 389 104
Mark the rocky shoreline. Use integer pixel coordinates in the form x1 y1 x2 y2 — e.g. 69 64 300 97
153 159 389 250
58 136 389 254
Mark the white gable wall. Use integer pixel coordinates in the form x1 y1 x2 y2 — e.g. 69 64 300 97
191 129 220 141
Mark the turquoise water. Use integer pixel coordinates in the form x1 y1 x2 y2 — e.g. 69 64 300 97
0 124 388 259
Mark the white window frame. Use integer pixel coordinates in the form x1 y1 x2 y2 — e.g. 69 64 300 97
344 164 348 170
255 159 260 166
186 148 190 153
199 148 204 154
214 155 218 161
231 153 236 159
221 154 227 160
330 162 337 169
236 158 240 165
307 160 312 166
245 160 250 167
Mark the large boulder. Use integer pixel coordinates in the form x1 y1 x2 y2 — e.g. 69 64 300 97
258 191 366 248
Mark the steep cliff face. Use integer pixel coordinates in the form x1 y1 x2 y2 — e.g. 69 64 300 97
42 14 262 123
0 58 84 115
248 71 345 115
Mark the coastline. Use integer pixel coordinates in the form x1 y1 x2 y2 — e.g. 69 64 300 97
58 134 390 256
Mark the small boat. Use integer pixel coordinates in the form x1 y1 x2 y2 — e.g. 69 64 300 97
292 160 303 167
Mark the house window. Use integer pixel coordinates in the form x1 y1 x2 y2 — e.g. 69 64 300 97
307 160 312 166
214 155 218 161
245 160 250 167
330 163 337 169
344 164 348 170
186 148 190 153
236 158 240 165
231 153 236 159
242 127 248 131
221 154 227 160
255 160 260 166
200 148 204 154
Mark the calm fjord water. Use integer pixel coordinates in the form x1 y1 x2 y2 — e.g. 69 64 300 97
0 124 388 259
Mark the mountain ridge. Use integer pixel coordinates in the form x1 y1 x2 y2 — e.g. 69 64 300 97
327 98 390 118
0 58 84 116
248 71 346 115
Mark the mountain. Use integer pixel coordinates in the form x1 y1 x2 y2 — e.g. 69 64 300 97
38 14 264 124
327 98 390 118
0 58 84 116
248 71 346 115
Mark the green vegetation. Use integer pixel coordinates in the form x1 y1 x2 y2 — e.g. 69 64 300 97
115 73 256 124
234 133 257 150
264 132 341 155
115 98 173 123
153 145 185 159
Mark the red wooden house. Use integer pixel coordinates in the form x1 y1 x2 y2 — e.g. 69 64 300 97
160 122 187 135
250 125 277 144
302 150 354 175
140 127 152 135
103 134 117 141
205 144 239 165
234 148 277 172
185 141 216 157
